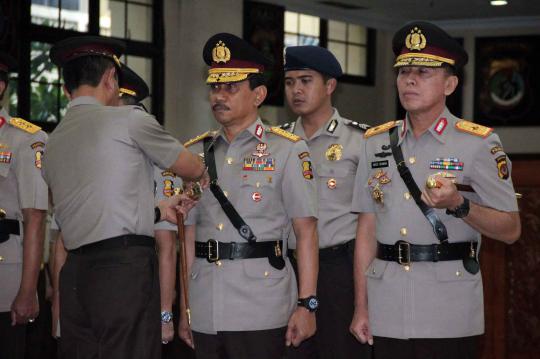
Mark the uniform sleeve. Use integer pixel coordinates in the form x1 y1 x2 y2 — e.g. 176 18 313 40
351 138 375 213
128 109 185 169
154 165 183 231
469 133 518 212
15 130 49 210
282 140 318 219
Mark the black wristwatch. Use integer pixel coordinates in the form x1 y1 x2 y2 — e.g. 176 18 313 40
297 296 319 312
446 197 470 218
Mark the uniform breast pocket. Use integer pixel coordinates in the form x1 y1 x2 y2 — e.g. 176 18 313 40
317 165 354 202
238 174 276 213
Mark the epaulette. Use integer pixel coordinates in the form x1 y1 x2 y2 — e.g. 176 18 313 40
184 131 214 147
364 121 398 139
455 120 493 138
279 122 292 130
268 126 301 142
9 118 41 134
345 120 371 132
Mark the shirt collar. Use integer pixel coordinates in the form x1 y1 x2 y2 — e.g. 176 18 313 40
67 96 102 108
215 117 267 145
0 107 9 129
400 107 453 145
295 108 343 140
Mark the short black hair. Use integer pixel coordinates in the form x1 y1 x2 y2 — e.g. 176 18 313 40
119 95 138 106
0 72 8 101
63 56 116 94
248 73 266 90
442 63 457 76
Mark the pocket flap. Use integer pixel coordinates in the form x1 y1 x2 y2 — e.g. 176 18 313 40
243 257 288 279
365 258 389 279
435 260 480 282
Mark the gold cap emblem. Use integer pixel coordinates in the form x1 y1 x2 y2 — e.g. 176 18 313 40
405 27 427 51
212 41 231 63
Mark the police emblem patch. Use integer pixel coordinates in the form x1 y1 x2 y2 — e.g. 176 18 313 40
496 155 509 180
302 160 314 180
325 144 343 161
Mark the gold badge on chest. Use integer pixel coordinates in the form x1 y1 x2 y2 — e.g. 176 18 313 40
325 144 343 161
368 170 391 205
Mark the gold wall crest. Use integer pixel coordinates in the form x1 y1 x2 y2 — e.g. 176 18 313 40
212 40 231 63
405 27 426 51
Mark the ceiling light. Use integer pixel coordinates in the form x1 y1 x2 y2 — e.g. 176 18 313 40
490 0 508 6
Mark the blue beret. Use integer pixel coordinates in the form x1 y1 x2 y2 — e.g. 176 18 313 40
284 46 343 78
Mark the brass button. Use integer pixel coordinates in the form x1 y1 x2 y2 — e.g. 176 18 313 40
256 182 261 188
408 157 416 164
226 157 234 165
215 260 222 266
404 192 411 200
371 268 376 275
223 191 228 197
216 223 224 231
403 265 411 271
456 271 462 277
400 227 408 236
0 256 4 262
264 271 269 277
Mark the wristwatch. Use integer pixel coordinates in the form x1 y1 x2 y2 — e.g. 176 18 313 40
297 296 319 312
161 311 173 324
446 197 470 218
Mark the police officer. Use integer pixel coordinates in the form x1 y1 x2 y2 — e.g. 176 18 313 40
350 21 521 359
0 51 48 358
177 33 319 359
42 36 206 358
118 64 180 345
282 46 371 359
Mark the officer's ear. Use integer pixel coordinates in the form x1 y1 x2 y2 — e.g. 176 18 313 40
444 74 458 97
325 78 337 96
102 66 118 91
253 85 267 107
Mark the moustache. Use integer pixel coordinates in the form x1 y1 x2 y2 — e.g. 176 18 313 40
212 103 230 111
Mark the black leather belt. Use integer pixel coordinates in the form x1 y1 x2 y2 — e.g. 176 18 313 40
0 219 20 243
377 240 478 265
288 240 353 261
68 235 155 254
195 240 283 263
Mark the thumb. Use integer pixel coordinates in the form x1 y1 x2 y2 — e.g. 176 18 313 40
11 310 17 326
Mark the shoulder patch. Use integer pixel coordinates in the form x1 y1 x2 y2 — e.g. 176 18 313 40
9 118 41 134
455 120 493 138
364 121 397 139
346 120 371 132
268 126 301 142
184 131 214 147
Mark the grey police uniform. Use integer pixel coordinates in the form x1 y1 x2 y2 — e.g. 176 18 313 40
42 96 184 249
351 107 519 339
184 118 318 334
0 108 48 312
285 108 367 250
284 109 371 359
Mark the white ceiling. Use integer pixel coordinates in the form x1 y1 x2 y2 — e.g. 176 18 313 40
259 0 540 30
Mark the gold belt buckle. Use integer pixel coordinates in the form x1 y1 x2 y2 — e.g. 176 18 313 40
207 239 220 262
397 240 411 266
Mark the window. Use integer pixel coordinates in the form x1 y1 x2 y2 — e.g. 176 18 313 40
31 0 89 32
13 0 164 132
284 11 320 47
283 11 375 85
100 0 153 42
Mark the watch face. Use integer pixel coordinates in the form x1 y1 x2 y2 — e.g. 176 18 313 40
308 297 319 310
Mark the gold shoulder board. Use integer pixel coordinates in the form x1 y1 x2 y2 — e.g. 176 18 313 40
184 131 213 147
455 120 492 138
9 118 41 134
364 121 397 139
268 126 301 142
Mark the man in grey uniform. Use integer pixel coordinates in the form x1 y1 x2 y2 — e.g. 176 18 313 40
42 36 206 359
0 51 48 359
177 33 319 359
351 21 521 359
282 46 371 359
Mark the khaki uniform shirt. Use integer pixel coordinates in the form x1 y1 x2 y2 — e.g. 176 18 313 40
285 109 368 249
351 107 519 339
0 108 48 311
185 118 318 334
42 97 184 250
